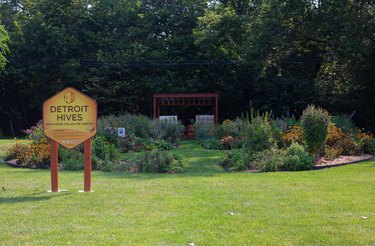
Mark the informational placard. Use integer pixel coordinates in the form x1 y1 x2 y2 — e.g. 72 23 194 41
43 87 97 149
117 128 126 138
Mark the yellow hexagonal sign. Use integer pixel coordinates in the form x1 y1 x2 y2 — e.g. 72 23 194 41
43 87 97 149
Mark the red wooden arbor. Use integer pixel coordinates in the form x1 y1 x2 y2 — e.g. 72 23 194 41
153 93 219 124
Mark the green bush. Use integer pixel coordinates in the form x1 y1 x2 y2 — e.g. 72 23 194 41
324 146 342 160
332 114 357 134
151 139 173 151
118 133 145 152
369 139 375 155
221 149 258 171
283 142 314 171
97 120 119 147
118 113 153 139
193 122 216 140
138 151 187 173
302 105 331 155
59 147 84 170
206 118 249 140
245 113 275 152
92 136 120 162
152 120 184 144
99 113 153 140
255 148 285 172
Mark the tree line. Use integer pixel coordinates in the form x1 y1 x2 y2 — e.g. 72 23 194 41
0 0 374 135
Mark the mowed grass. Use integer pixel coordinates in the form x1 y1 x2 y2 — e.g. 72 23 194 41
0 139 19 158
0 140 374 245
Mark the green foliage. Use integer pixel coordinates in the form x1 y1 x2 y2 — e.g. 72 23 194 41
284 142 314 171
201 138 222 150
324 146 342 160
0 0 374 136
99 114 153 140
332 114 357 134
255 148 286 172
22 120 48 145
59 148 84 171
92 136 120 163
117 133 145 153
152 120 184 144
0 23 10 70
193 122 216 140
302 105 331 155
114 151 187 173
221 149 252 172
368 139 375 155
151 139 173 151
245 113 275 152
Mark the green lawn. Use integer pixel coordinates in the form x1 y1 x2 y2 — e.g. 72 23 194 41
0 140 374 245
0 139 20 158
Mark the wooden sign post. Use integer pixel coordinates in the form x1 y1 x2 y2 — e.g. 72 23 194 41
43 87 97 192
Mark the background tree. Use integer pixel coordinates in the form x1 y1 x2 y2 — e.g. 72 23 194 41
0 22 10 69
0 0 374 134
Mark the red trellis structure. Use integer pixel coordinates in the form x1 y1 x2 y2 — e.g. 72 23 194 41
153 93 219 124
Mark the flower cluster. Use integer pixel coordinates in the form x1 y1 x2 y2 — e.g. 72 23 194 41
7 142 50 167
6 121 51 167
281 125 304 146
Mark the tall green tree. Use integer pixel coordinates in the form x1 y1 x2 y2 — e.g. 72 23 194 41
0 23 10 69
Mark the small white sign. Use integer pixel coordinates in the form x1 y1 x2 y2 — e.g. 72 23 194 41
117 128 126 138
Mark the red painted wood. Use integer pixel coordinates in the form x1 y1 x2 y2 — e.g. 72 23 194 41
153 92 219 125
154 93 218 98
50 140 59 192
84 139 92 192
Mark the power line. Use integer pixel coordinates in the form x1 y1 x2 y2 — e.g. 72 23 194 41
8 58 239 67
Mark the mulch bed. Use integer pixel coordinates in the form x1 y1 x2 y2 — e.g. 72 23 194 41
4 159 50 169
314 154 374 170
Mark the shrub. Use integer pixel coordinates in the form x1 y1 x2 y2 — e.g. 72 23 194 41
151 139 173 151
281 125 304 147
219 135 243 150
6 121 51 168
255 148 286 172
245 113 275 152
6 141 50 168
106 159 139 173
6 142 31 164
193 122 216 140
325 125 361 156
152 120 184 144
23 120 48 145
332 114 357 134
368 139 375 155
92 136 120 162
136 151 187 173
59 147 84 170
97 122 119 147
99 113 153 140
324 146 342 160
221 149 254 171
302 105 331 156
118 113 153 139
118 133 145 152
357 130 374 154
221 150 243 171
283 142 314 171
